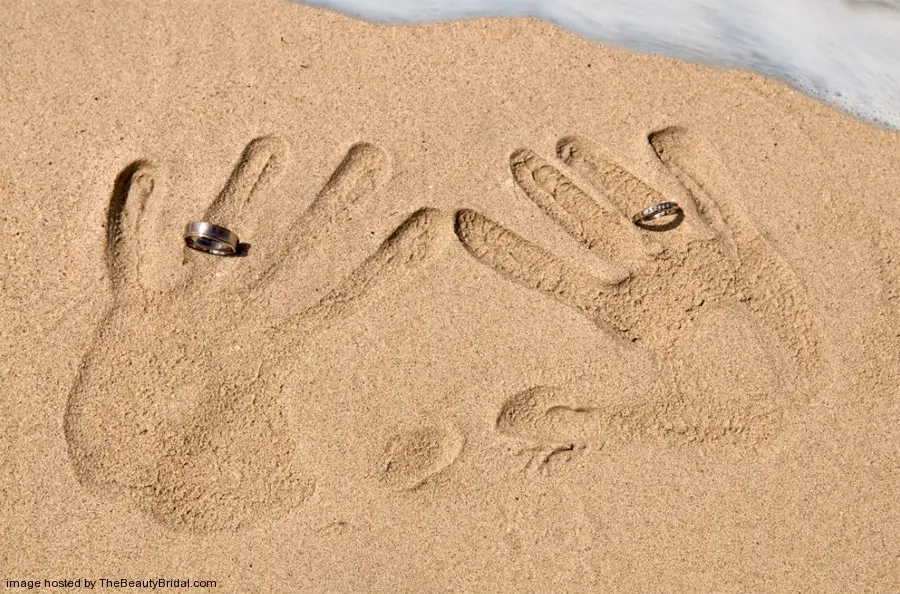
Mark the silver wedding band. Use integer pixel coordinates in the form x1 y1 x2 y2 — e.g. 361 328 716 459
184 221 240 256
632 201 682 227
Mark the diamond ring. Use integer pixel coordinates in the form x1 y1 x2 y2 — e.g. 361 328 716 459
632 201 683 228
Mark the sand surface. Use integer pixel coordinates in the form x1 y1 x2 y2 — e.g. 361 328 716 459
1 0 898 591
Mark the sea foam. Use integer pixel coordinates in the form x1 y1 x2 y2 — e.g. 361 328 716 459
294 0 900 130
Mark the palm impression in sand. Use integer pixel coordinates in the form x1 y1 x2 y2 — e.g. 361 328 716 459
64 136 446 533
455 127 824 463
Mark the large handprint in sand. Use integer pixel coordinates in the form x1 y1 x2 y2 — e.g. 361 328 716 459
455 127 826 463
64 137 448 533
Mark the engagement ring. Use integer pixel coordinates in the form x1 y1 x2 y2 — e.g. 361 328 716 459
632 201 683 228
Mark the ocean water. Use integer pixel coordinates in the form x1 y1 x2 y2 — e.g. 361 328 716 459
294 0 900 130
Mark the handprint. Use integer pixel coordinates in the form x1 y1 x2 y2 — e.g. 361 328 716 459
455 127 824 453
64 136 447 532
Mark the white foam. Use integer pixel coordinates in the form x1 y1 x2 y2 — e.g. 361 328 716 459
295 0 900 130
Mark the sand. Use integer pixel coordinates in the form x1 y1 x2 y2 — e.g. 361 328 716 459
297 0 900 130
1 0 898 591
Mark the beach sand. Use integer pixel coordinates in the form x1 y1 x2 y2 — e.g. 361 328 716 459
1 0 897 591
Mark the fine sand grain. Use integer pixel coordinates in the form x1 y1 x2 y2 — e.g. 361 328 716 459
1 0 897 591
